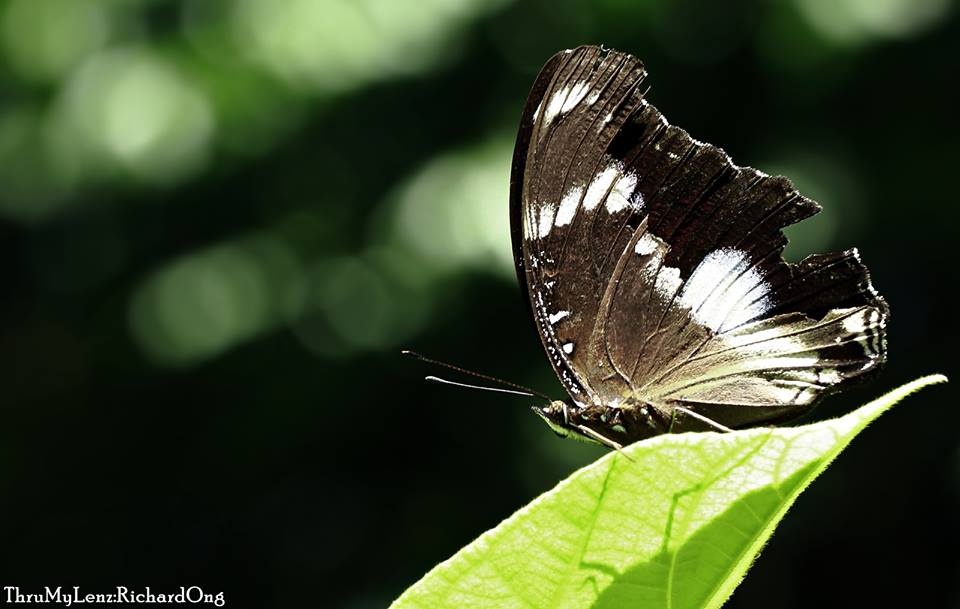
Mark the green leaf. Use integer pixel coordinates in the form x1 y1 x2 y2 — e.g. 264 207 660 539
390 375 947 609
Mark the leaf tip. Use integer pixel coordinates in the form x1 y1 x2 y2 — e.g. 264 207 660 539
904 373 949 392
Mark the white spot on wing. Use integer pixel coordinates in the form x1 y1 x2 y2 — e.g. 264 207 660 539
819 369 841 384
543 82 592 125
562 82 591 113
606 171 638 214
654 267 682 300
635 233 658 256
537 202 556 238
548 310 570 324
842 313 867 334
555 185 583 227
583 163 621 211
678 248 771 332
543 90 566 125
632 231 682 300
562 342 574 354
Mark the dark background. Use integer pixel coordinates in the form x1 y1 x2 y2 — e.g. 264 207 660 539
1 0 957 607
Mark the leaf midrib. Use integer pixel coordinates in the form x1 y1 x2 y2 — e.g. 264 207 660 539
664 432 773 609
543 456 619 609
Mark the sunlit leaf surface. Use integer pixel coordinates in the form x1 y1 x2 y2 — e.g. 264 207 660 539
391 375 947 609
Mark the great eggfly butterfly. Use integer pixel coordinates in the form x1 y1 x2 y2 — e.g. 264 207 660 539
511 46 888 449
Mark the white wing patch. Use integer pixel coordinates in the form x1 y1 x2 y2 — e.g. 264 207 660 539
649 306 885 407
631 236 772 333
606 171 638 213
842 313 866 334
555 185 583 227
548 310 570 324
542 82 592 126
536 202 556 238
580 162 640 215
634 233 658 255
678 247 771 333
654 267 682 300
632 229 683 300
583 164 621 210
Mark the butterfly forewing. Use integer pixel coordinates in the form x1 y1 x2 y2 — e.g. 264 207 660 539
511 46 888 433
510 47 651 405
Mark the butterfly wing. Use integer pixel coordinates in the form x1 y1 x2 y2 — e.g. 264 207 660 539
510 46 887 429
510 46 651 406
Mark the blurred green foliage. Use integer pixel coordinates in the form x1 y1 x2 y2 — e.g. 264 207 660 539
0 1 956 608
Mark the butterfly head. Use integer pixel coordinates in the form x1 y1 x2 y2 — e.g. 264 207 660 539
532 400 617 446
532 400 577 439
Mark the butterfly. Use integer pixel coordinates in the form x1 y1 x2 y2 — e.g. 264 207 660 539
510 45 888 450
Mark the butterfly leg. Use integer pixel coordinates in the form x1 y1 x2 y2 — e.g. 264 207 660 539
575 424 634 461
575 424 624 450
673 406 734 433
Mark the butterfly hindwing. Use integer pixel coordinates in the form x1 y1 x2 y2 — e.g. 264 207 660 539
511 46 888 433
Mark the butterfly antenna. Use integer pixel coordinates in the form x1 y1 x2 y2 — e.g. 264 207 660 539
401 350 552 401
425 376 537 397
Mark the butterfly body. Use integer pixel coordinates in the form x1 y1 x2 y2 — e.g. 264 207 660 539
535 398 667 447
511 46 888 448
